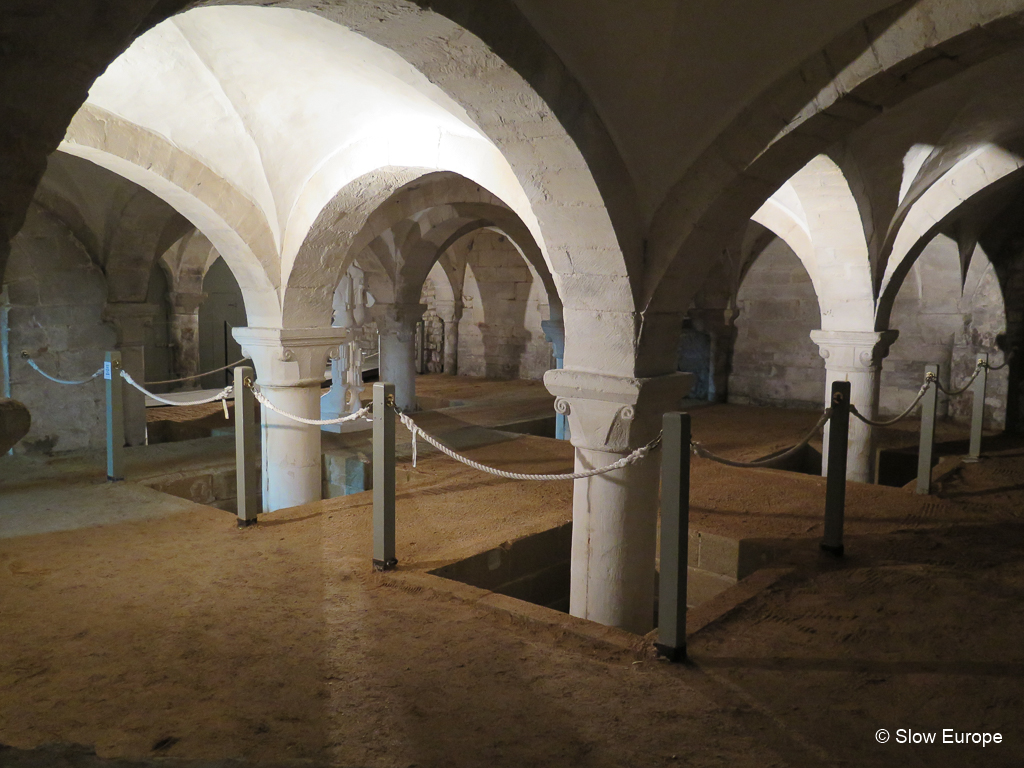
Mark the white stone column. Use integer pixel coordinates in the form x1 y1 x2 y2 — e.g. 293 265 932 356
233 327 348 512
545 369 692 634
375 303 425 412
811 330 899 483
103 303 158 446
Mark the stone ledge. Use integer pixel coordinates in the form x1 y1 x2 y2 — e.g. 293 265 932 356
375 569 648 657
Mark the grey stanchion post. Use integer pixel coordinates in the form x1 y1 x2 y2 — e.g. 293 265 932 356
967 354 988 462
916 364 939 495
656 412 690 663
234 366 259 527
821 380 850 556
373 382 397 571
104 351 125 481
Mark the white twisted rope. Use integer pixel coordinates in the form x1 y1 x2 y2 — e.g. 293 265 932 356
23 356 103 386
691 408 831 469
121 370 233 407
849 378 934 427
934 361 984 397
396 409 658 480
250 384 371 426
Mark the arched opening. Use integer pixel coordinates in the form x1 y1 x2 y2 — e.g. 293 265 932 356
728 236 824 410
199 257 248 390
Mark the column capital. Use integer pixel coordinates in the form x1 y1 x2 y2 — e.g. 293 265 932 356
232 327 350 387
543 368 692 452
102 303 160 346
810 329 899 372
169 291 207 315
372 302 427 339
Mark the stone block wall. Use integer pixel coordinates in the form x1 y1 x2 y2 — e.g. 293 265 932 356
728 238 825 409
883 236 1007 427
3 204 115 454
457 231 552 380
728 234 1008 428
419 230 553 381
418 275 447 373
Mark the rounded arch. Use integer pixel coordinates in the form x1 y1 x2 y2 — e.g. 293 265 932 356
316 173 562 323
72 3 636 376
59 105 282 327
753 157 876 331
644 0 1024 324
877 145 1024 327
193 0 639 301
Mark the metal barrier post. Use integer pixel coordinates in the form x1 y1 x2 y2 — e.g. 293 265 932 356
105 351 125 481
656 412 690 663
234 366 259 526
373 382 397 571
822 380 850 556
967 354 988 462
916 364 939 495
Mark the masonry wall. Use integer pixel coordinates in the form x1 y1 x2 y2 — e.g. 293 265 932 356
420 231 552 381
3 204 115 454
728 235 1008 428
418 272 447 374
884 237 1008 427
728 238 825 409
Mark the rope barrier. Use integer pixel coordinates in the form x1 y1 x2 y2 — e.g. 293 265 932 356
934 360 984 396
984 351 1014 372
141 357 250 385
250 383 372 426
22 354 103 386
396 408 659 480
121 370 233 408
849 379 933 427
691 408 832 468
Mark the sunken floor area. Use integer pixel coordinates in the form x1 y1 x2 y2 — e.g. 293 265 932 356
1 377 1023 768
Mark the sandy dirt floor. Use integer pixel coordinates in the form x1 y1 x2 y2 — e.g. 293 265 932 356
1 390 1023 767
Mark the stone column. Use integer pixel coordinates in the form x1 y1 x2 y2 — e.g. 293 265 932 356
233 327 348 512
811 329 899 483
544 368 692 634
375 303 425 412
436 299 464 375
103 303 159 446
168 291 205 389
689 307 739 403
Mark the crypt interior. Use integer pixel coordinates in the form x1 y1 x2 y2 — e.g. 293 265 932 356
1 1 1024 766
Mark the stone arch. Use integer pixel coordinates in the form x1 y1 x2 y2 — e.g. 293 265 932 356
877 145 1024 328
185 1 636 371
328 173 562 322
752 159 876 331
282 167 429 328
392 205 561 317
103 188 193 304
645 0 1024 324
159 229 218 298
60 104 283 327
